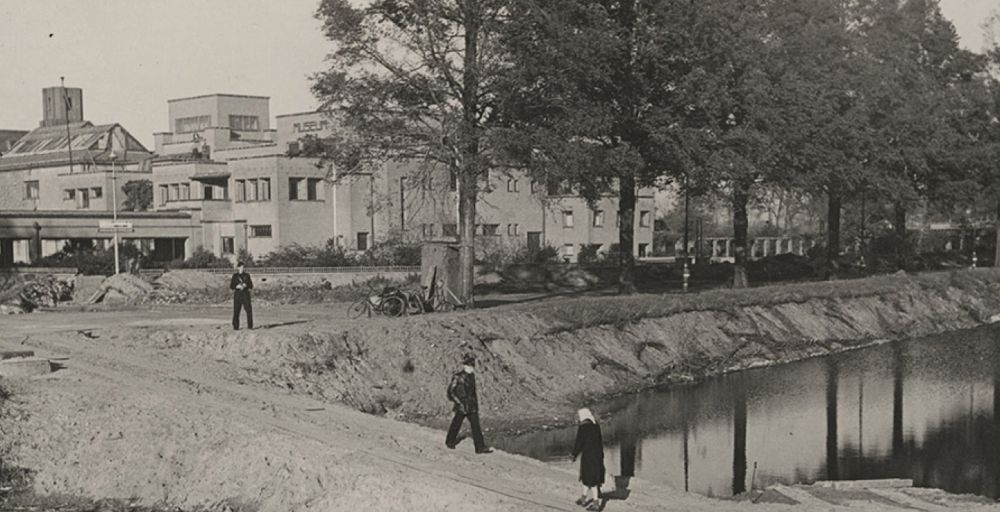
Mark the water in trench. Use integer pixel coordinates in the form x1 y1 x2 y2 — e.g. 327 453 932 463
496 324 1000 498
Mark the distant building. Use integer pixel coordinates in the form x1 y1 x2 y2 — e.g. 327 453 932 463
150 98 655 263
0 87 655 267
0 87 196 266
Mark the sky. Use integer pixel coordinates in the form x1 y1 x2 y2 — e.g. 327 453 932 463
0 0 997 150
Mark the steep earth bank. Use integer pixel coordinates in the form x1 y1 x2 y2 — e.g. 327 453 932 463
121 269 1000 431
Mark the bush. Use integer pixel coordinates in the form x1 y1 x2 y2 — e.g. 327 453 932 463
578 244 600 264
747 253 817 282
166 247 233 269
32 243 145 275
256 239 420 268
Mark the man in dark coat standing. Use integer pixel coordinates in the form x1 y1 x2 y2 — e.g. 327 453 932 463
230 261 254 330
445 353 493 453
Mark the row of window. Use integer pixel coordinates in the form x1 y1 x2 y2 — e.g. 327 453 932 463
288 177 324 201
24 181 103 206
175 115 260 134
158 182 229 204
234 178 271 202
561 209 651 229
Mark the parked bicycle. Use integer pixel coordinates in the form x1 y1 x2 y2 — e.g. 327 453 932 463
347 284 408 319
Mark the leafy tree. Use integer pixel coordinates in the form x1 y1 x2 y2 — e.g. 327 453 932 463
500 0 686 293
121 179 152 212
666 0 780 288
851 0 982 268
311 0 510 305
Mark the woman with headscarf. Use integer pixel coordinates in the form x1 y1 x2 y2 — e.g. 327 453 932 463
572 408 605 509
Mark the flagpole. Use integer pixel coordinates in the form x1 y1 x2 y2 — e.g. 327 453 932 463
61 77 74 174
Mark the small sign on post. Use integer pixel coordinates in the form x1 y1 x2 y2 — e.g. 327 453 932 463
97 221 134 233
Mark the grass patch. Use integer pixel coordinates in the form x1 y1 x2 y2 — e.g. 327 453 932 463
515 269 1000 333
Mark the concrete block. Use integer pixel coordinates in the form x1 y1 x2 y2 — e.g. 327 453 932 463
0 350 35 360
0 357 51 378
813 479 913 489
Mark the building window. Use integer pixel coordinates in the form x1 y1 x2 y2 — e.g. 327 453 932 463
175 115 211 134
180 183 190 201
250 225 272 238
307 178 322 200
221 237 235 254
563 210 574 228
235 180 246 202
158 185 167 205
203 184 215 200
63 188 76 201
563 244 575 257
229 115 260 131
638 243 649 258
530 180 539 194
258 178 271 201
639 210 651 227
422 223 435 238
169 184 180 201
91 187 103 199
507 179 519 193
507 223 520 236
421 176 434 191
593 209 605 227
77 188 90 209
24 181 39 199
289 178 302 200
443 224 458 237
480 224 500 236
247 179 258 201
357 232 369 251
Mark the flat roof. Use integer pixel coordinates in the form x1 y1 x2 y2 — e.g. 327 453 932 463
275 110 322 118
0 209 192 219
167 93 270 103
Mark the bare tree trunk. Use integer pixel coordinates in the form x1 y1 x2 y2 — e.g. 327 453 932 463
458 0 481 306
994 200 1000 268
732 182 750 288
827 188 841 278
457 170 477 306
619 174 637 294
893 201 907 270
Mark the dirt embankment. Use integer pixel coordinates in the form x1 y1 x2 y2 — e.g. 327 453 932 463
131 269 1000 430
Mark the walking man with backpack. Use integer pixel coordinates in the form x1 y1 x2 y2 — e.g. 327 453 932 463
445 353 493 454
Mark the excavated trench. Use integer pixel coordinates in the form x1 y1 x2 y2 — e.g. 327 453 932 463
124 269 1000 431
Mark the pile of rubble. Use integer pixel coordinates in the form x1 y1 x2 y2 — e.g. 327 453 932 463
87 273 155 305
0 275 75 314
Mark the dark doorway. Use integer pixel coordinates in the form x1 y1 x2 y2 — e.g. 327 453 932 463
527 232 542 251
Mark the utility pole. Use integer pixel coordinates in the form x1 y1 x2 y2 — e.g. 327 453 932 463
62 77 74 174
110 151 120 275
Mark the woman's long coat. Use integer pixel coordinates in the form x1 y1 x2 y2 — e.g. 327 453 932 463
573 420 605 487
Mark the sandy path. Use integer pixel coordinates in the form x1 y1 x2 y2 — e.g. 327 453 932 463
2 319 752 512
4 303 998 511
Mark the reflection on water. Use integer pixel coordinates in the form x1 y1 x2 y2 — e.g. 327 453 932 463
496 325 1000 498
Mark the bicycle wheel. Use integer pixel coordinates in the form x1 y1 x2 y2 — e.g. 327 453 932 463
434 295 455 312
348 299 369 319
380 296 406 317
407 294 424 315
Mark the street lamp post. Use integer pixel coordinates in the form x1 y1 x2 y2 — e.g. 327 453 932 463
110 151 120 275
